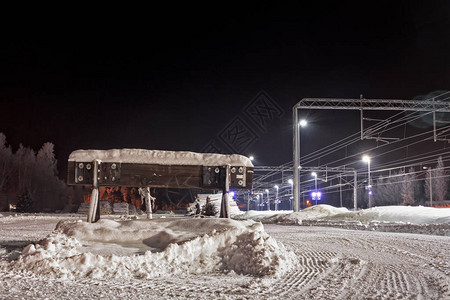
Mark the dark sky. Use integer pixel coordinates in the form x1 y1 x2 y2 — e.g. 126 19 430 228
1 1 449 177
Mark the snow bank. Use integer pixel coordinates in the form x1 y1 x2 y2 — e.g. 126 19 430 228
237 205 347 223
239 205 450 226
69 149 254 167
364 206 450 224
8 218 294 280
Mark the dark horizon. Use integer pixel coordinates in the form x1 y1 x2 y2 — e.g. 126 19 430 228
1 2 449 177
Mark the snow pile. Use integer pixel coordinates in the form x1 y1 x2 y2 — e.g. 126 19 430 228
7 218 294 279
69 149 254 167
237 205 347 223
362 206 450 224
239 205 450 225
234 210 293 222
195 193 243 216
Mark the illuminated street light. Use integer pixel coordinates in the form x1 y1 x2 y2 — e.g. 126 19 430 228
423 166 433 207
249 155 254 161
265 189 270 210
311 172 321 205
311 191 322 202
274 185 279 210
362 155 372 208
293 119 308 212
311 172 318 190
288 179 294 210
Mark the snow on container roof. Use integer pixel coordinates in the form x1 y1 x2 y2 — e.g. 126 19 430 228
69 149 254 167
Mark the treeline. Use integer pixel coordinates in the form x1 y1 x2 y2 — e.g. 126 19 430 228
369 157 448 207
0 133 72 212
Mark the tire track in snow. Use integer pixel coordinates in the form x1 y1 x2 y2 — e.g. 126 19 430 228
264 225 448 300
1 223 449 299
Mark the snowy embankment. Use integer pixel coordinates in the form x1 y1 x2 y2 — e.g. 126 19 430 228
235 205 450 235
4 218 295 280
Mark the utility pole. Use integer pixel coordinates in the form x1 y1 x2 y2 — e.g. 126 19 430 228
353 170 357 210
428 167 433 207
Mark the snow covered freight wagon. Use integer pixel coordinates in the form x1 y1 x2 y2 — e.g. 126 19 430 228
67 149 254 222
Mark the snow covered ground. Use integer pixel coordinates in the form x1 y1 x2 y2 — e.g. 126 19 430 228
236 205 450 236
0 205 449 299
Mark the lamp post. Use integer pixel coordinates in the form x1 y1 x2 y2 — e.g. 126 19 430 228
312 172 318 190
288 179 293 210
423 166 433 207
362 155 372 208
265 189 270 210
274 185 279 210
293 116 307 212
311 172 318 205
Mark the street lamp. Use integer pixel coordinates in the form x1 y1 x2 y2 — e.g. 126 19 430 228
274 185 279 210
311 172 318 190
265 189 270 210
423 166 433 207
293 117 307 212
311 172 318 205
249 155 254 161
362 155 372 208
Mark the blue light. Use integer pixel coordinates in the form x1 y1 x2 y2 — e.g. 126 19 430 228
311 191 322 201
229 191 235 198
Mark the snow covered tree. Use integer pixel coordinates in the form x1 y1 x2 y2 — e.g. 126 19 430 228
401 167 416 206
424 157 448 206
374 172 403 206
202 197 219 216
13 144 37 197
434 156 447 205
0 133 13 193
36 142 57 175
373 176 389 206
33 142 68 211
0 137 70 212
9 142 69 211
15 189 33 212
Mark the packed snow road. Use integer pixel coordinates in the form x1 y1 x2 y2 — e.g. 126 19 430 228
264 225 450 300
0 215 449 299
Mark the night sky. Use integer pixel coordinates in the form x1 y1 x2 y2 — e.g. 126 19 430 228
1 1 449 178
